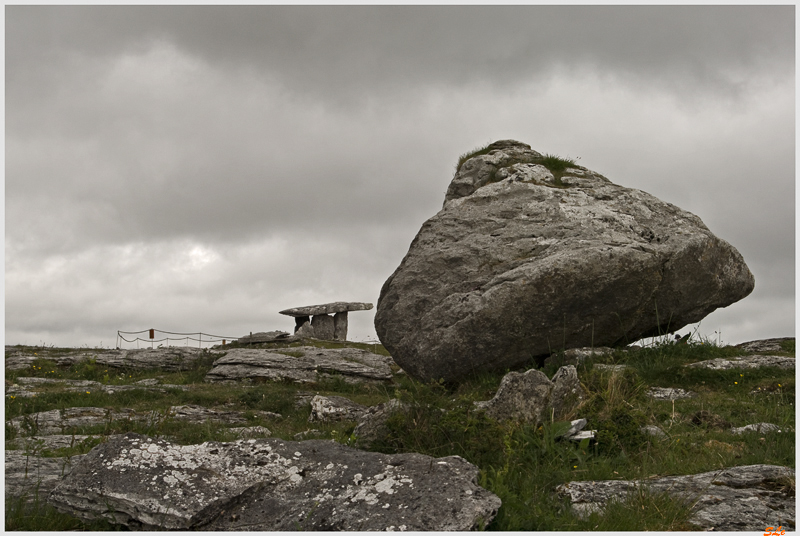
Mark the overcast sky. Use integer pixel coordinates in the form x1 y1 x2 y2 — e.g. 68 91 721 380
5 5 795 349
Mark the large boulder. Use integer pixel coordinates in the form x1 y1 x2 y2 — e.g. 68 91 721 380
375 140 754 382
48 432 501 531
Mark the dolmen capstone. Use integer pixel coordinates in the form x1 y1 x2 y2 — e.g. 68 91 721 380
280 301 373 341
48 432 501 531
375 140 754 382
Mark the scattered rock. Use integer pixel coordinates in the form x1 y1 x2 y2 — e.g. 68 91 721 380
474 365 583 423
557 418 597 441
227 426 272 439
646 387 696 400
640 425 667 438
592 364 629 374
7 452 85 503
293 429 324 440
308 395 368 423
556 464 795 531
48 432 502 531
353 399 410 446
236 331 295 344
686 355 795 371
736 337 794 354
205 346 393 384
731 423 782 435
375 139 754 382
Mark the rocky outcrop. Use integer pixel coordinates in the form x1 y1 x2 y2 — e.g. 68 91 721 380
474 365 583 423
205 346 393 384
236 330 294 344
736 337 794 354
7 346 221 371
48 432 501 531
686 355 795 371
556 464 795 531
544 347 615 368
375 139 754 382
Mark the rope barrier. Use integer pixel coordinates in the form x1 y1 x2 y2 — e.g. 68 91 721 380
116 328 240 350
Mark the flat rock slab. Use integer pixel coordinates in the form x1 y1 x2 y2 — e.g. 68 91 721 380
7 376 188 398
48 432 501 531
7 347 222 371
279 302 373 317
556 464 795 531
686 355 795 371
236 331 295 344
7 405 272 436
736 337 794 354
205 347 393 384
6 452 86 502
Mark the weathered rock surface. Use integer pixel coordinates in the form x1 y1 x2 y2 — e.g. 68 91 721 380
736 337 794 354
7 452 85 501
375 139 754 382
686 355 795 371
14 346 221 371
731 422 783 435
6 376 188 398
646 387 696 400
236 331 294 344
308 395 368 423
544 347 615 368
6 434 111 452
556 464 795 531
205 346 393 384
474 365 583 423
49 432 501 531
7 405 272 436
640 425 667 438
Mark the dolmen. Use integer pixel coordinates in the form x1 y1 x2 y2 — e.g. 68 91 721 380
280 301 373 341
375 140 754 383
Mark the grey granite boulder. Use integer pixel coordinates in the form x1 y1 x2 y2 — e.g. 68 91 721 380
556 464 795 531
48 432 501 531
205 346 393 384
474 365 583 423
375 139 754 382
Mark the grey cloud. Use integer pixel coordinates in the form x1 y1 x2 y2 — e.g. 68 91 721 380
7 6 793 105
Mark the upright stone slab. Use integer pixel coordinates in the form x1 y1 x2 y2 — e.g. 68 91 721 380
375 140 755 383
310 314 335 340
334 311 348 340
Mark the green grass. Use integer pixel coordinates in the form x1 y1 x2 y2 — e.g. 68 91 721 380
5 337 795 531
454 141 580 188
